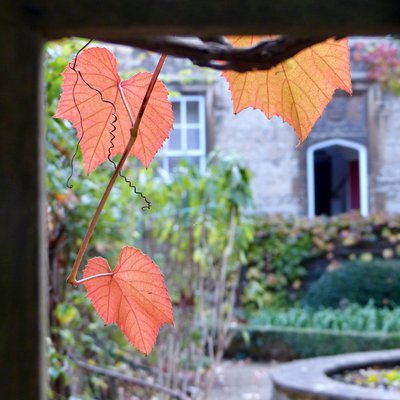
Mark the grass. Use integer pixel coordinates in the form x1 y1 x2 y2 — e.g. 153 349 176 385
248 303 400 333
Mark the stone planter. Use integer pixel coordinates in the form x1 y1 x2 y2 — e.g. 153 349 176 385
271 349 400 399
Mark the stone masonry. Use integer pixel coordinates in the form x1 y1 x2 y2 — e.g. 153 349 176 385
112 37 400 217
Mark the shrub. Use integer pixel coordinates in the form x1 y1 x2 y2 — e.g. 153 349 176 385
226 304 400 360
242 218 316 310
248 303 400 332
241 214 400 312
303 259 400 308
46 40 254 398
227 327 400 360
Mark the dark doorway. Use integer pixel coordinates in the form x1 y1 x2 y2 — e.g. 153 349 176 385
314 145 360 216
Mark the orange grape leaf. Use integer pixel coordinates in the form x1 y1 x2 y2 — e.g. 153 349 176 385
54 47 173 173
83 246 173 355
223 37 352 142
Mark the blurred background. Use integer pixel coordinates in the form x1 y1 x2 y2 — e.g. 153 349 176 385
46 37 400 399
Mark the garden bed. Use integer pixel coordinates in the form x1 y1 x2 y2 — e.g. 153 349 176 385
332 364 400 392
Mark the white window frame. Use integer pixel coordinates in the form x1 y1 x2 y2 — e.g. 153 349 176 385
307 138 369 218
160 95 207 173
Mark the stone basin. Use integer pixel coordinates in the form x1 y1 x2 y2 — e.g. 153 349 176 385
270 349 400 400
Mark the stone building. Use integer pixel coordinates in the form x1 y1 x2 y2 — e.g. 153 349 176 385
113 37 400 217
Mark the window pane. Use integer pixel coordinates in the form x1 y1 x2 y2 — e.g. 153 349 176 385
172 102 181 123
187 156 201 169
187 101 199 123
169 157 184 170
187 128 201 150
154 157 168 174
169 129 182 150
169 156 201 171
157 96 205 173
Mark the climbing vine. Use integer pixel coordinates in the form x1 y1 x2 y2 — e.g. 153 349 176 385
53 36 352 355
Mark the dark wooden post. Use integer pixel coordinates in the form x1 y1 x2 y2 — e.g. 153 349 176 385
0 22 46 399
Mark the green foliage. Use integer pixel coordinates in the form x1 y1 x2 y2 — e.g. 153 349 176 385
135 155 254 378
48 289 151 400
139 154 253 276
46 37 400 394
229 326 400 360
46 39 254 396
303 260 400 308
241 213 400 311
249 303 400 332
47 153 253 397
242 217 317 310
46 40 143 267
228 303 400 360
46 40 136 398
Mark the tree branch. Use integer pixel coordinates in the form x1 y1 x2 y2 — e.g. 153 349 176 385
71 355 189 400
114 35 331 72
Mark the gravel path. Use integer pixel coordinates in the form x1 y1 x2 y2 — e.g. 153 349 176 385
208 360 275 400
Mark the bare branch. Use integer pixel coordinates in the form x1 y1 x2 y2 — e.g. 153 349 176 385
114 35 331 72
71 355 190 400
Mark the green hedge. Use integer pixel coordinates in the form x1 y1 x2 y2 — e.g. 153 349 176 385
249 303 400 332
242 214 400 310
227 326 400 360
227 304 400 360
303 260 400 308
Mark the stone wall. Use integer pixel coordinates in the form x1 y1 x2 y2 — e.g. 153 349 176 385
371 92 400 214
211 77 400 217
110 41 400 217
212 79 302 215
110 43 304 215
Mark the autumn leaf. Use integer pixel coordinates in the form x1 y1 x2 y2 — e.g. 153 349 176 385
223 37 352 142
54 47 173 173
83 246 173 355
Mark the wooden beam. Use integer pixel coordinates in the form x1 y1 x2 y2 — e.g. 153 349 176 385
24 0 400 39
0 23 46 400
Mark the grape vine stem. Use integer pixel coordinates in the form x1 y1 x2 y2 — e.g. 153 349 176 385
67 53 167 286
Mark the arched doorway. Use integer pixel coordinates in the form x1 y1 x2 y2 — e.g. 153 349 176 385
307 139 368 217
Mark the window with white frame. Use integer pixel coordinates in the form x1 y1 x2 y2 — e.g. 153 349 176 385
159 95 206 172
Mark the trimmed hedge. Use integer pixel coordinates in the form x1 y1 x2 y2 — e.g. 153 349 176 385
303 259 400 308
227 327 400 361
227 304 400 360
249 304 400 332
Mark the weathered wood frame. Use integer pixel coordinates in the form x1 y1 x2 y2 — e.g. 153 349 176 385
1 1 400 398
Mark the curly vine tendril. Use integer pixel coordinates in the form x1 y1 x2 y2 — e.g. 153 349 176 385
66 39 93 188
67 39 151 210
